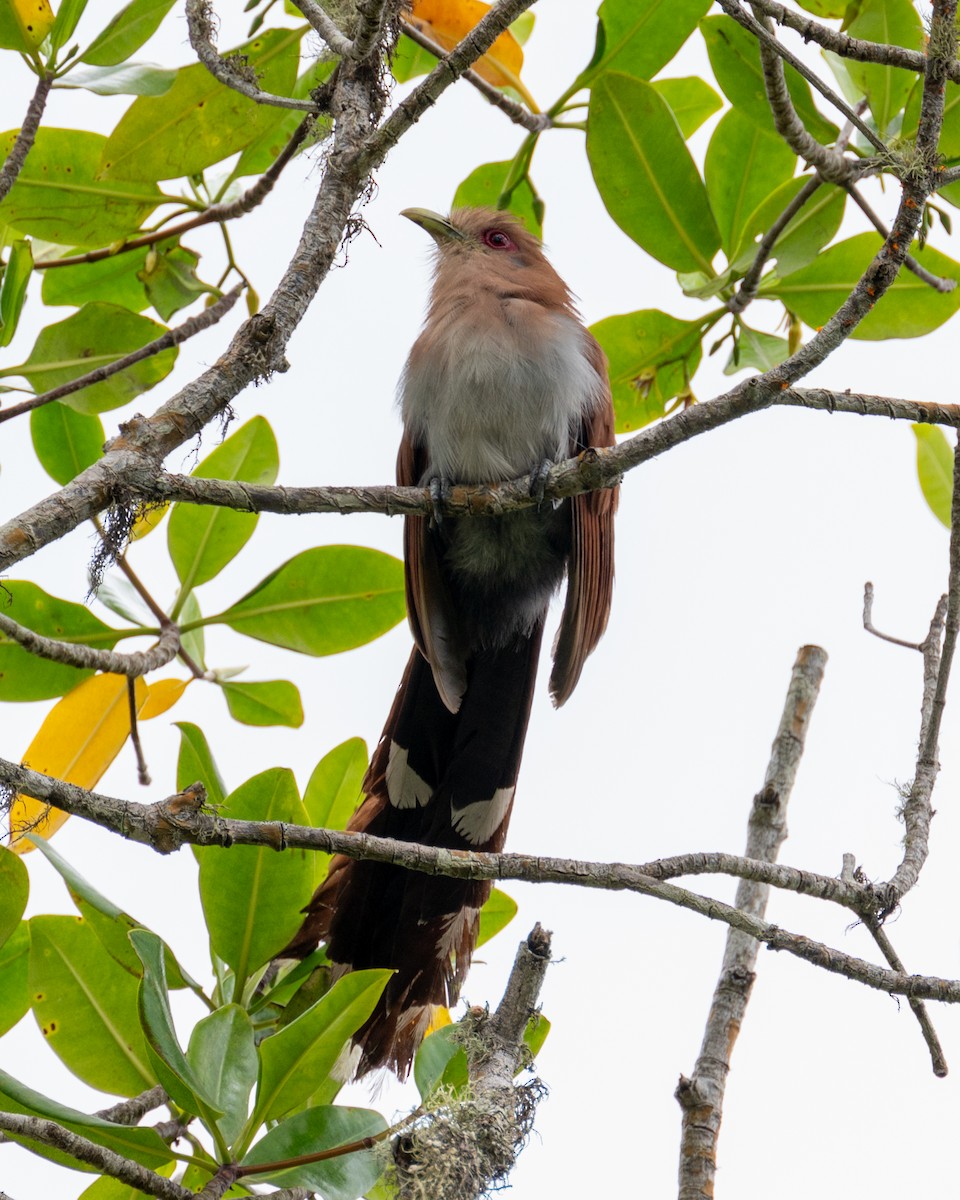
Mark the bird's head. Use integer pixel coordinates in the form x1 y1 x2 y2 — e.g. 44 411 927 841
401 206 572 308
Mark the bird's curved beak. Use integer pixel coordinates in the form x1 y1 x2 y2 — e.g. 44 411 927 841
400 207 466 245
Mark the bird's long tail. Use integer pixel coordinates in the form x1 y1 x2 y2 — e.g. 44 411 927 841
283 623 544 1077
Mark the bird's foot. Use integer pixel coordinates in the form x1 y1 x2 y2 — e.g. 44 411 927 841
429 475 451 526
530 459 555 508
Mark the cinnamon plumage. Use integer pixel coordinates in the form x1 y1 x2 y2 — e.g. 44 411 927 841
285 207 617 1076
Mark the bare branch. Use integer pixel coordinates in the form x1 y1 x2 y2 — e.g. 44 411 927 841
95 1086 169 1125
863 580 928 651
748 0 960 82
0 1112 189 1200
290 0 359 58
186 0 317 110
0 71 53 204
371 0 538 159
0 287 244 424
400 18 549 133
846 185 956 292
728 176 822 313
393 926 551 1199
678 645 827 1199
0 611 178 677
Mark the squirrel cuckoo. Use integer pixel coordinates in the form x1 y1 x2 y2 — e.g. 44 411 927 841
284 207 617 1076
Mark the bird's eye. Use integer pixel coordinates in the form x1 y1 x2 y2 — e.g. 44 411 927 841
482 229 517 251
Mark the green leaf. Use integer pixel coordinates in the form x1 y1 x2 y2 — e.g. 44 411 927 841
100 26 303 181
795 0 846 14
176 721 228 808
705 110 796 259
590 309 706 432
391 32 442 83
31 401 104 485
168 416 279 595
26 834 200 991
210 545 406 657
733 180 846 276
414 1025 467 1101
476 888 518 948
49 0 89 54
844 0 922 137
178 589 206 669
0 1064 172 1170
903 76 960 161
0 845 28 949
913 424 953 528
63 62 179 96
81 0 178 65
232 56 334 179
0 237 32 347
651 76 722 138
724 325 790 375
196 769 313 991
0 129 164 246
700 15 837 143
0 1 33 51
303 737 367 883
221 679 304 727
29 915 155 1095
0 580 119 701
524 1011 550 1058
187 1004 258 1145
763 233 960 339
2 302 175 413
41 245 152 311
592 0 711 80
130 929 224 1125
254 970 391 1124
241 1105 387 1196
587 72 720 274
452 161 542 237
139 242 210 319
0 923 31 1037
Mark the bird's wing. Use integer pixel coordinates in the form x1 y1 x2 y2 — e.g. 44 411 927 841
549 335 618 706
398 431 468 713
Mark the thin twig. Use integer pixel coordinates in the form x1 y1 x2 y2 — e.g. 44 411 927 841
186 0 316 110
847 185 956 292
728 176 822 313
0 71 53 204
127 676 151 786
749 0 957 83
677 645 827 1199
289 0 357 58
95 1086 169 1125
863 580 926 651
35 117 316 273
0 609 178 676
0 287 243 423
400 18 548 133
0 1112 189 1200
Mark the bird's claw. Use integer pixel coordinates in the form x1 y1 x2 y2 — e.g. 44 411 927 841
530 459 554 507
429 476 450 526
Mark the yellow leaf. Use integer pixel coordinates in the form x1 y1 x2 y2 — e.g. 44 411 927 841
129 502 168 541
140 676 190 719
10 674 147 851
404 0 536 108
10 0 54 46
425 1005 452 1036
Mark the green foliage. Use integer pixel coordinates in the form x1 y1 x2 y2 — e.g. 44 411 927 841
913 425 954 528
30 401 104 484
241 1105 388 1195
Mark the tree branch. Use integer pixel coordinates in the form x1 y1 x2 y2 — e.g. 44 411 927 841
0 1112 189 1200
392 926 551 1199
677 645 827 1199
846 183 956 292
289 0 361 58
748 0 960 83
0 610 178 677
185 0 317 110
95 1086 169 1125
0 286 244 424
400 18 548 133
0 70 53 204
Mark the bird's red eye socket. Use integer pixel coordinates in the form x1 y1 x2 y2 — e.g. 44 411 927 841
482 229 516 251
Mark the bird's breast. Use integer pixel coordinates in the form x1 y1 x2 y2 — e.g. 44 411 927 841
402 306 601 484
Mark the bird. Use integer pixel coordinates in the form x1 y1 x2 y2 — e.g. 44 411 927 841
283 206 617 1077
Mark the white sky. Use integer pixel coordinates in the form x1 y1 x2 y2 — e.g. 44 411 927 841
2 2 959 1197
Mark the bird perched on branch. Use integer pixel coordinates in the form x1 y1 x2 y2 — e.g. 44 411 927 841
284 206 617 1076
